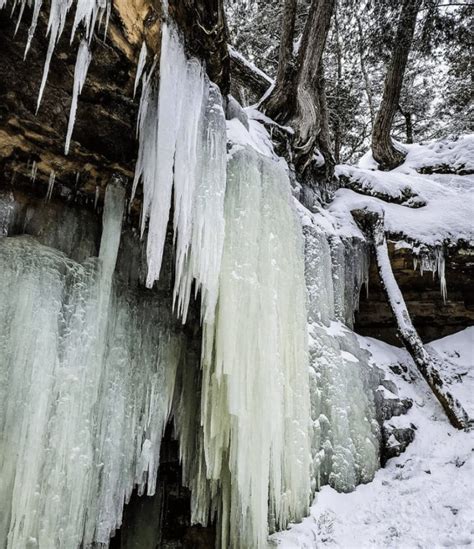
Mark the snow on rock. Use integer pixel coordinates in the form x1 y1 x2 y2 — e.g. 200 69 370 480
272 330 474 549
403 135 474 174
333 136 474 247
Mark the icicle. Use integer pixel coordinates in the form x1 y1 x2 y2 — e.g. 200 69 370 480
133 41 147 98
13 0 25 35
99 180 125 276
412 246 447 303
94 185 99 209
437 248 447 302
30 160 38 182
12 0 110 110
45 170 55 200
65 39 91 155
132 21 226 322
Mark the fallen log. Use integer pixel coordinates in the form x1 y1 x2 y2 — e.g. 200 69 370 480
352 207 470 431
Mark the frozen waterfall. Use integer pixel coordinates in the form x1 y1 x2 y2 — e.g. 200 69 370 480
0 184 182 548
302 213 380 492
0 8 384 549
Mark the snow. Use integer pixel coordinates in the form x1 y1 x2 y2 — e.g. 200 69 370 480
333 136 474 247
272 330 474 549
428 327 474 420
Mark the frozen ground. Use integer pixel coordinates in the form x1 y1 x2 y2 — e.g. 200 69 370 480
272 328 474 549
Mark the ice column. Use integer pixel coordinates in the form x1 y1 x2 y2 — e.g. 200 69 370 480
189 147 311 548
0 183 182 548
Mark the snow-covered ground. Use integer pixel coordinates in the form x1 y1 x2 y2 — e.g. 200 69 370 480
272 328 474 549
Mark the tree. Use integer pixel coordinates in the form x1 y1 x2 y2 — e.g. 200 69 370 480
371 0 422 170
261 0 336 174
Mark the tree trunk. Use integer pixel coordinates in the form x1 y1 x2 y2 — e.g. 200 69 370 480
228 46 272 105
291 0 335 172
371 0 422 170
262 0 335 174
400 107 414 144
352 209 470 431
355 13 375 130
261 0 297 118
315 63 335 179
333 6 343 164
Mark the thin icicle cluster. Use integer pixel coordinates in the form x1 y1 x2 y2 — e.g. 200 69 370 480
65 39 91 154
45 170 55 200
133 22 226 323
413 247 447 302
0 184 181 548
1 0 109 111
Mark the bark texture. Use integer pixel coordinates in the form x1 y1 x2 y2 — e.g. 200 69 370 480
371 0 422 170
262 0 335 175
261 0 297 117
352 208 470 431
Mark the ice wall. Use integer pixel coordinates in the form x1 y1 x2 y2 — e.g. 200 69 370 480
175 146 311 549
303 215 379 492
0 184 182 548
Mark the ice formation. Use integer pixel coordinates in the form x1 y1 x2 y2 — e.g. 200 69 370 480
132 22 226 324
65 39 91 155
0 183 182 548
0 6 386 548
302 213 379 492
133 41 147 98
412 246 447 302
45 170 55 201
174 147 312 548
0 0 109 110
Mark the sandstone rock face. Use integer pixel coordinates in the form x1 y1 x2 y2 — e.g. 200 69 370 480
0 1 228 215
355 243 474 344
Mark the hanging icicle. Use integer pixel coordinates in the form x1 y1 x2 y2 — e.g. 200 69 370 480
65 39 91 155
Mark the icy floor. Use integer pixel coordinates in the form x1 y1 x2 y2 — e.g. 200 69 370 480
271 329 474 549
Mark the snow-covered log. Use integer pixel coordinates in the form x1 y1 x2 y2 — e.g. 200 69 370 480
352 208 470 430
228 46 273 105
